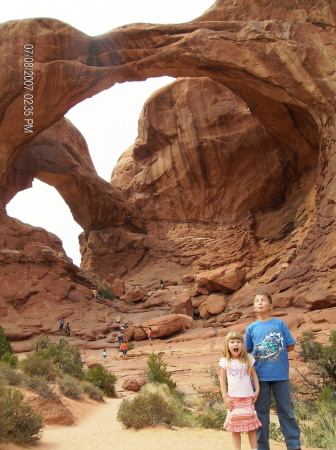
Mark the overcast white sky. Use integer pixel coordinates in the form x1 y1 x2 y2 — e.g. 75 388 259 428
3 0 214 266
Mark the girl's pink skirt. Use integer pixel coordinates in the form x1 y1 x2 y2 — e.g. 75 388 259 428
224 397 261 433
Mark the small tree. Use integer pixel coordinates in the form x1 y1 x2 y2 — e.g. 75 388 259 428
32 335 84 379
298 331 336 397
146 353 176 391
0 327 13 359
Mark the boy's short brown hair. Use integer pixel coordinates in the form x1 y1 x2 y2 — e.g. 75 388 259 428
254 292 273 304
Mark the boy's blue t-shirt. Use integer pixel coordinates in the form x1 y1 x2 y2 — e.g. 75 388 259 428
245 318 296 381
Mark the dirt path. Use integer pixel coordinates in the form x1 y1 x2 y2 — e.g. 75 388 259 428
2 398 293 450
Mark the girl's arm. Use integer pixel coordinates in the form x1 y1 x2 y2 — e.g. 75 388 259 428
251 366 260 403
219 368 233 410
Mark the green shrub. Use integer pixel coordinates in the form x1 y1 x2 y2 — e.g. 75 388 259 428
0 327 13 359
0 383 43 445
100 286 115 300
59 376 82 399
117 383 192 429
196 400 226 429
146 353 176 391
293 397 317 421
81 381 104 402
84 365 117 397
1 352 18 368
298 331 336 395
269 422 285 442
24 375 57 399
127 341 135 351
0 363 23 386
301 402 336 449
33 335 84 379
20 353 60 381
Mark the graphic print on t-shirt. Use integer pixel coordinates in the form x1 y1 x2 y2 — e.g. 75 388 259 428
253 332 284 363
228 365 248 381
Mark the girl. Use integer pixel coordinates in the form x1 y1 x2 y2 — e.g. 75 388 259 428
219 331 261 450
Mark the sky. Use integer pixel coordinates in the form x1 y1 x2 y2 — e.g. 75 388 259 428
3 0 214 266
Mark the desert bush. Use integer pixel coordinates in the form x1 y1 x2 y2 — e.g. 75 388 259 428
59 376 82 399
84 365 117 397
81 381 104 402
127 341 135 351
20 353 60 381
100 286 115 300
0 363 23 386
0 327 13 359
117 383 193 429
1 351 18 368
24 375 57 399
298 331 336 395
301 402 336 449
196 399 226 429
146 353 176 391
33 335 84 379
292 397 316 421
269 422 285 442
0 383 43 445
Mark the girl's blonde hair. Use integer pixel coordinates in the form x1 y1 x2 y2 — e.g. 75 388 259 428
222 331 252 374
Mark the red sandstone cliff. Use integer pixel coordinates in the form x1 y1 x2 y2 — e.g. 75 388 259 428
1 0 336 343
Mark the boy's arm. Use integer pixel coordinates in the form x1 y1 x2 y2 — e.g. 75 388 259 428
245 327 253 353
219 368 233 410
281 320 296 350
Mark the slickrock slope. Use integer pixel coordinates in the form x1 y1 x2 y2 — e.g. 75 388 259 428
1 0 336 345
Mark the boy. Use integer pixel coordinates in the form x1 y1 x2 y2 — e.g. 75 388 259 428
120 342 127 359
245 293 301 450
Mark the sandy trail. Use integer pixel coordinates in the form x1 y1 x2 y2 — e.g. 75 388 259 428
2 340 319 450
2 398 292 450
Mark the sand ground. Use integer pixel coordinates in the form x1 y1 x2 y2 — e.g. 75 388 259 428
1 397 319 450
1 328 322 450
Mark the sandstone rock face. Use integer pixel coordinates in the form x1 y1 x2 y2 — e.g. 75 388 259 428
125 314 196 342
1 0 336 344
112 78 289 223
198 294 228 319
101 275 125 299
171 292 194 317
143 291 176 309
122 286 146 303
196 265 246 294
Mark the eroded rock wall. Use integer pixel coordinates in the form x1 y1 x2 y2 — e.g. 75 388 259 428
1 0 336 339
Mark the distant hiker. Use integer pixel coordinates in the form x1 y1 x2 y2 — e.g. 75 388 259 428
121 342 127 359
160 280 164 289
65 322 71 337
102 348 107 359
92 289 98 299
148 327 153 345
59 318 65 330
118 332 124 346
120 322 125 332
